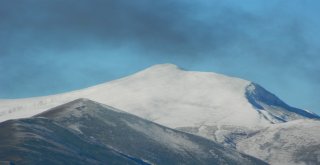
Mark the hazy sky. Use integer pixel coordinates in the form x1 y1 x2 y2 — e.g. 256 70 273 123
0 0 319 113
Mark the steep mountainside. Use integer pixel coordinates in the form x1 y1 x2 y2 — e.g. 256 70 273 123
0 99 266 165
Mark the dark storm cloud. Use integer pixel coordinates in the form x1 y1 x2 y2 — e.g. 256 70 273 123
1 0 317 67
0 0 261 58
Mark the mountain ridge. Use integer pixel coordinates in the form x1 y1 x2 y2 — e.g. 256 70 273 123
0 98 267 165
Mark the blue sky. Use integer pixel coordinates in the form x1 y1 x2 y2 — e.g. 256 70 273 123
0 0 319 114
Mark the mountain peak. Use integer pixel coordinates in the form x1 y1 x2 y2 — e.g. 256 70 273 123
72 98 91 103
144 63 182 72
36 98 124 120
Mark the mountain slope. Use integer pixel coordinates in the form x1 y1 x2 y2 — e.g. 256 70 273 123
0 118 145 165
245 83 319 122
0 99 266 165
237 119 320 165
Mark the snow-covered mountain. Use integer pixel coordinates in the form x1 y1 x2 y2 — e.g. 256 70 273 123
0 99 266 165
0 63 319 164
0 64 319 144
0 64 317 126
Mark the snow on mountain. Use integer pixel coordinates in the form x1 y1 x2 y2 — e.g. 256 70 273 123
0 63 319 164
236 119 320 165
0 64 318 132
0 99 267 165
